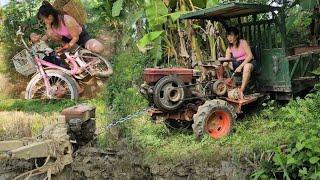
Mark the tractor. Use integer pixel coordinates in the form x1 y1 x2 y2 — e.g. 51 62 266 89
140 3 320 140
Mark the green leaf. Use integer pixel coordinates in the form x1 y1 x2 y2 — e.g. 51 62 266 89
251 169 265 180
192 24 202 29
150 37 162 62
145 0 168 29
312 67 320 75
112 0 124 17
129 9 144 26
287 156 296 165
191 0 207 9
296 142 305 151
206 0 219 8
170 11 186 22
299 167 308 175
299 0 319 10
103 1 112 18
309 157 320 164
137 31 164 49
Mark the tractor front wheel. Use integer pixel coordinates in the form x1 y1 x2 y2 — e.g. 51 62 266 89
192 99 236 140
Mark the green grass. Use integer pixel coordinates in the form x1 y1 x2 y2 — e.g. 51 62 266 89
0 99 78 113
106 93 319 167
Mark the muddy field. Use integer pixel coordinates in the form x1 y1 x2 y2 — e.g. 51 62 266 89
0 108 251 180
0 145 251 180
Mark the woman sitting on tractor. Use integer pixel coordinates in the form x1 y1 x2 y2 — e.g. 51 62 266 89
222 27 257 100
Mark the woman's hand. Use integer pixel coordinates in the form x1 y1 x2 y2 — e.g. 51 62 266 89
235 65 243 73
62 43 72 50
55 46 64 53
55 43 72 53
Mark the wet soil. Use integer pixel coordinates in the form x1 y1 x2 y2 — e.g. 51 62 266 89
0 159 34 180
61 146 250 180
69 147 152 180
0 145 251 180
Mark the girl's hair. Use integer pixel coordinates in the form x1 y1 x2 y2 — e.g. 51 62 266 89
226 27 240 48
37 2 63 28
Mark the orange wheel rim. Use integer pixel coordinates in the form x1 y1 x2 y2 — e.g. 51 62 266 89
205 111 231 139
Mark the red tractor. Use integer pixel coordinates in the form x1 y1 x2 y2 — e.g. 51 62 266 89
140 60 263 140
140 2 320 139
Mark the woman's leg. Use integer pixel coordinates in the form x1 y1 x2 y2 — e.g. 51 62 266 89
85 39 105 54
240 63 254 99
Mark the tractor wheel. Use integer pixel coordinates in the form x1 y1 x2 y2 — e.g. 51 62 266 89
192 99 236 140
153 76 186 112
164 119 193 130
213 79 227 96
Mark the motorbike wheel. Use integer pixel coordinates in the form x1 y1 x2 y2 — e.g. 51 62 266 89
78 49 113 78
25 70 79 100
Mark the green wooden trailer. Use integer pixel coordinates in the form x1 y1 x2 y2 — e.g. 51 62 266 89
180 3 320 100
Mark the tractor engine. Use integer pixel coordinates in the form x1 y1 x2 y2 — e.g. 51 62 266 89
140 66 233 113
140 68 196 111
61 104 96 147
140 66 239 130
140 68 206 129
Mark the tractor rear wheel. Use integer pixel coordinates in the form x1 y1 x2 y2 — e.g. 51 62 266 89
192 99 236 140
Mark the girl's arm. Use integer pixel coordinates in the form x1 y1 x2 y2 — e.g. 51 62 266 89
63 16 81 49
225 47 231 59
218 47 231 61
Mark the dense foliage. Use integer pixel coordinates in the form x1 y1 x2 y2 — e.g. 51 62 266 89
252 93 320 179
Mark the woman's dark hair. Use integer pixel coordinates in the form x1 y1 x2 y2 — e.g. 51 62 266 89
226 27 240 48
37 2 63 28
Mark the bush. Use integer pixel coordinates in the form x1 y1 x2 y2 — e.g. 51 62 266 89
105 48 150 117
252 93 320 179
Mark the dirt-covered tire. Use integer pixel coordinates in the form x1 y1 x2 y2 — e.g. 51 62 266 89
153 76 186 112
192 99 236 140
25 70 79 100
78 49 113 78
213 79 227 96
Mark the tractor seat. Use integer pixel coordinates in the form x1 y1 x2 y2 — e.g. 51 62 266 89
250 43 261 75
251 43 261 63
